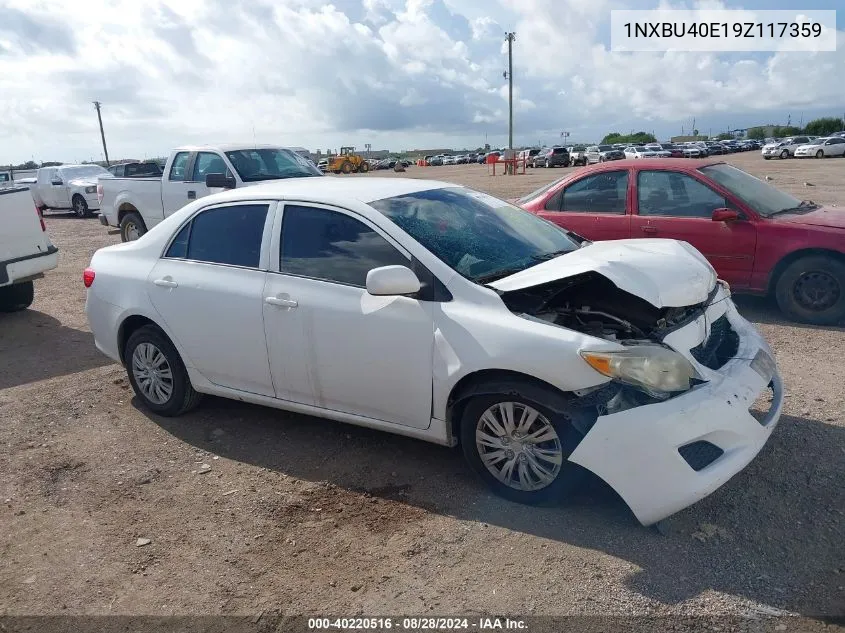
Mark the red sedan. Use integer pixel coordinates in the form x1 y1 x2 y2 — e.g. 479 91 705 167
517 159 845 324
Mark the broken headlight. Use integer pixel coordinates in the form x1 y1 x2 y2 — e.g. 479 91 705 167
580 344 697 397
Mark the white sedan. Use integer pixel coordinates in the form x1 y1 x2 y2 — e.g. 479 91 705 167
623 146 660 159
793 136 845 158
84 178 783 525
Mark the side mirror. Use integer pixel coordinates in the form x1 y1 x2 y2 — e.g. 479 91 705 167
712 208 739 222
51 179 63 186
205 173 236 189
366 265 421 296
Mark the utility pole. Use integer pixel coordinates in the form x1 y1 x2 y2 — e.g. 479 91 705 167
93 101 110 166
505 32 516 150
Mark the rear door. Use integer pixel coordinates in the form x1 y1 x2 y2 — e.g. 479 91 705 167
630 169 757 287
536 169 632 241
147 201 275 396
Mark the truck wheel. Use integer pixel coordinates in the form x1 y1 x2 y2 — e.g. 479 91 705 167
72 195 90 218
120 212 147 242
775 255 845 325
358 162 370 173
0 281 35 312
340 161 353 174
460 391 587 506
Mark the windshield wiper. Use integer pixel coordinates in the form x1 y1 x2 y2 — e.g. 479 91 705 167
530 248 572 262
475 266 531 284
770 200 818 215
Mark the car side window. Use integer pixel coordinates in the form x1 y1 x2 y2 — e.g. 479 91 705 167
191 152 229 182
638 171 726 218
558 171 628 214
177 204 269 267
169 152 190 181
279 204 410 287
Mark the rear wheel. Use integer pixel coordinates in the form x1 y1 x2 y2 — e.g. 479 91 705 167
0 281 34 312
72 195 89 218
460 392 586 505
340 161 353 174
124 325 203 416
775 256 845 325
119 211 147 242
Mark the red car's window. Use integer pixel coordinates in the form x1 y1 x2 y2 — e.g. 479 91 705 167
550 171 628 214
637 171 725 218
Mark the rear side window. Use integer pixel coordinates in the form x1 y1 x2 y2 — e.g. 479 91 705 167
559 171 628 214
166 204 269 267
279 204 409 287
169 152 190 181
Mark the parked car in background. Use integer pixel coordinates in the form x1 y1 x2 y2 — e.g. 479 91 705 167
585 145 625 164
84 176 782 525
679 145 702 158
793 137 845 158
535 147 570 168
623 146 659 159
30 164 112 218
108 161 163 178
761 136 811 159
567 146 589 166
703 142 727 155
0 185 58 311
443 155 456 165
97 144 322 242
659 144 685 158
519 148 542 166
517 159 845 324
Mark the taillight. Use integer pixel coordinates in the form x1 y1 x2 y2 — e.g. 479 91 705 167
97 183 104 204
35 206 46 231
83 268 95 288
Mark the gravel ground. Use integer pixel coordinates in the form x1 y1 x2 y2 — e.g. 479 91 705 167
0 153 843 623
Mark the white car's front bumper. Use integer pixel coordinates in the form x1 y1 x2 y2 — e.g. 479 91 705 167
569 293 783 525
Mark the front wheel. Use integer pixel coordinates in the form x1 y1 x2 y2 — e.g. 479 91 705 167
0 281 34 312
816 150 824 159
358 162 370 173
775 256 845 325
72 195 89 218
119 211 147 242
460 393 586 505
780 149 789 159
125 325 203 416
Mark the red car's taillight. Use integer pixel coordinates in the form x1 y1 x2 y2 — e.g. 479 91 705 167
35 205 46 231
83 268 95 288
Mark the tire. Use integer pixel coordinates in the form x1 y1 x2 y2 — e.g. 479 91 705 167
780 149 789 159
340 161 353 174
119 211 147 242
359 162 370 173
816 150 824 159
124 325 203 416
0 281 35 313
764 156 771 160
775 256 845 325
72 194 89 218
598 157 605 163
460 391 587 506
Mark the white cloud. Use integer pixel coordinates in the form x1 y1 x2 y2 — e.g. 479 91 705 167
0 0 843 162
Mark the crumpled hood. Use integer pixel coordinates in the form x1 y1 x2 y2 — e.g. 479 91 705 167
489 239 717 308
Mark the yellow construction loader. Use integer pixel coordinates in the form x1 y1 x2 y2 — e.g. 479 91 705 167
325 147 369 174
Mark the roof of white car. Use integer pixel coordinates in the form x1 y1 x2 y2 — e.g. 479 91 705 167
211 177 454 204
173 143 289 152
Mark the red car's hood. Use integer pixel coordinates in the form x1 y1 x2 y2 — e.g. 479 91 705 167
772 206 845 229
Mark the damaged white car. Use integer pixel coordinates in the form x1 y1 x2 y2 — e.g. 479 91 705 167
84 178 783 525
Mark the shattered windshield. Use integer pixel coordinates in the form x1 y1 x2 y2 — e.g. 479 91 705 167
225 148 322 182
370 187 578 283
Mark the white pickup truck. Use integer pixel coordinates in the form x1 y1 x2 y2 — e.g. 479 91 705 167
97 144 323 241
30 164 112 218
0 186 58 311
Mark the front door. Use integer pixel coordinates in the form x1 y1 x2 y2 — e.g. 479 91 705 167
146 202 275 396
536 169 631 241
263 203 435 429
630 169 757 288
161 151 208 221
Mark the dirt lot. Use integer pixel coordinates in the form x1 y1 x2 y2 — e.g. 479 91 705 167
1 152 843 622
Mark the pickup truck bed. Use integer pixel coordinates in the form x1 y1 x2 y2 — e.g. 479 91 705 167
0 186 58 311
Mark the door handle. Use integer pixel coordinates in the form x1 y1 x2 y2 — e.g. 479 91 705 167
265 296 298 308
187 190 196 199
641 226 658 235
153 278 178 288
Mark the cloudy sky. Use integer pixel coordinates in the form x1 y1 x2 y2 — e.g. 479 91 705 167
1 0 843 163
